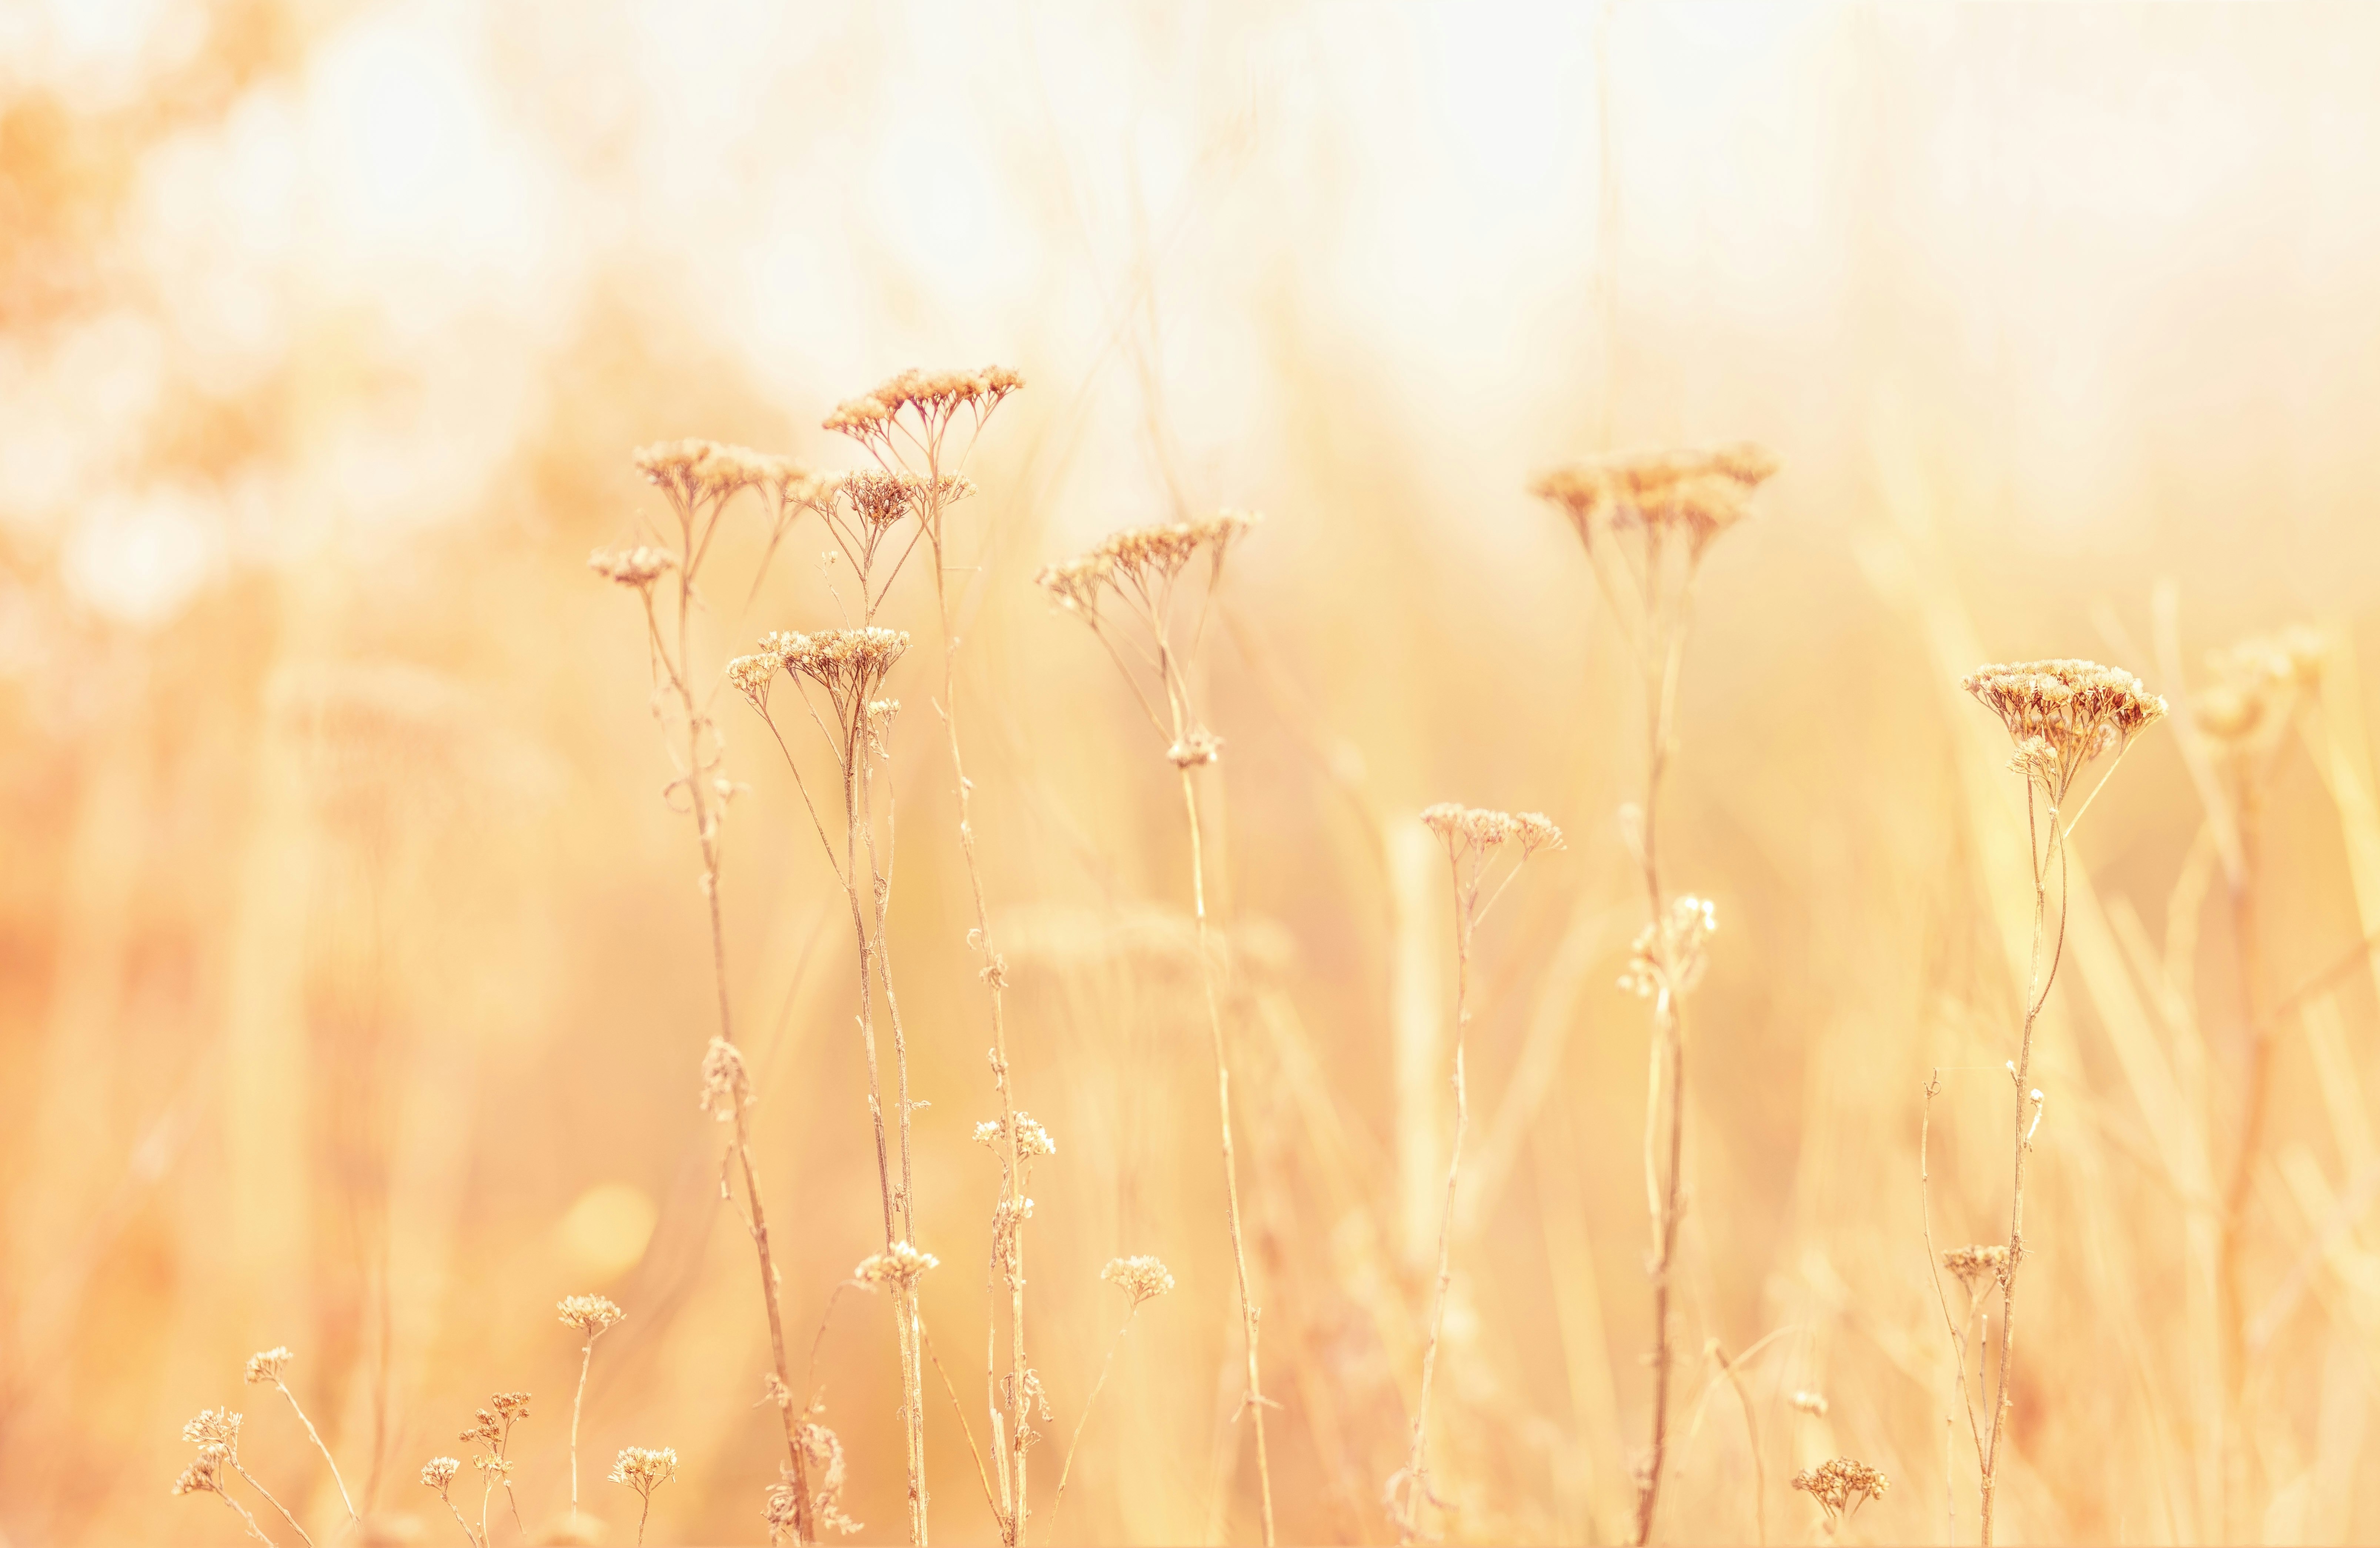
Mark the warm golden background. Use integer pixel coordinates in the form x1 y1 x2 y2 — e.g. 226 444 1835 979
7 2 2380 1544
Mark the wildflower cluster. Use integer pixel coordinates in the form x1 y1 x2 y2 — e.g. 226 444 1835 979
633 438 810 510
1941 1243 2012 1293
1791 1457 1890 1527
558 1294 626 1338
824 365 1025 447
1620 894 1719 1000
1036 511 1261 619
1962 658 2167 802
1530 442 1781 561
1420 803 1563 858
1100 1254 1177 1309
855 1240 941 1289
2196 625 2324 746
587 545 676 590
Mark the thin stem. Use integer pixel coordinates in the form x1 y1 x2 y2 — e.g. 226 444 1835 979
1398 847 1474 1544
638 1490 653 1547
1634 626 1688 1548
271 1381 360 1528
923 1318 1003 1518
1979 807 2065 1546
211 1488 277 1545
928 503 1033 1548
439 1489 481 1548
1049 1311 1139 1537
230 1459 310 1548
2217 758 2267 1538
1710 1343 1765 1548
1181 768 1276 1547
571 1341 593 1524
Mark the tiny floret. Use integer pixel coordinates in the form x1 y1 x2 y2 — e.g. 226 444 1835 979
1101 1254 1177 1308
558 1294 627 1337
243 1347 293 1385
855 1241 940 1288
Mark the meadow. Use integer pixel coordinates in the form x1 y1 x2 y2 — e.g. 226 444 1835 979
6 4 2380 1545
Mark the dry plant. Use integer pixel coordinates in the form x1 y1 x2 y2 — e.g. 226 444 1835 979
1036 509 1277 1543
825 366 1046 1546
1942 658 2167 1544
1531 441 1779 1544
173 1408 303 1546
1049 1256 1179 1534
1386 804 1562 1543
459 1392 531 1541
589 437 828 1538
242 1347 360 1532
559 1293 626 1530
609 1445 681 1546
421 1456 476 1547
1790 1457 1890 1535
730 526 937 1540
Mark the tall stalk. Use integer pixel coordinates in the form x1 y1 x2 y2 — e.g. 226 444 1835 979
1531 443 1777 1544
592 441 819 1538
1390 806 1559 1542
1036 507 1274 1543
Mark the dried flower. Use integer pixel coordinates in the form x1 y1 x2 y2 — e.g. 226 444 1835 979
1791 1390 1829 1417
768 1422 864 1539
1791 1457 1889 1526
1962 659 2167 802
609 1445 680 1496
182 1408 242 1450
588 545 678 590
421 1456 462 1493
634 438 781 509
701 1036 752 1121
2196 625 2325 748
173 1448 229 1496
558 1294 626 1337
243 1347 293 1385
975 1111 1056 1157
1100 1254 1177 1308
494 1391 531 1422
1941 1243 2011 1293
1531 442 1780 561
855 1241 940 1288
461 1408 502 1447
1619 895 1718 1000
824 365 1025 448
1421 803 1565 858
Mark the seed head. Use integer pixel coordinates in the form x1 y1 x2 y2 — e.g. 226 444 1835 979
182 1408 242 1450
1531 442 1779 560
1620 895 1718 1000
824 365 1024 444
558 1294 626 1337
633 439 784 509
855 1241 940 1289
243 1347 293 1385
588 545 676 590
1791 1457 1889 1525
1101 1254 1177 1308
173 1447 230 1497
1962 659 2166 800
1421 803 1565 859
494 1391 531 1422
421 1456 462 1494
700 1036 752 1121
1941 1243 2011 1293
609 1445 680 1496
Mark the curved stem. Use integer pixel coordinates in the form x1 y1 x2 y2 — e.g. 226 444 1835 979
272 1382 359 1528
1048 1311 1137 1537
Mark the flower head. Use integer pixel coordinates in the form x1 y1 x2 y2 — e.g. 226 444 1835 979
558 1294 626 1338
588 545 676 591
1962 658 2166 801
824 366 1024 446
2196 625 2325 749
700 1036 751 1121
243 1347 293 1385
1531 442 1779 560
1791 1457 1889 1525
173 1449 229 1497
1101 1254 1177 1308
855 1241 940 1289
421 1456 462 1494
1941 1243 2011 1293
609 1445 680 1497
633 439 783 509
1620 895 1718 1000
182 1408 242 1450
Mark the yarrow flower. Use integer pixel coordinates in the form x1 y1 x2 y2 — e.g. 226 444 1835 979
823 365 1025 445
1790 1457 1889 1527
1420 803 1564 858
421 1456 462 1493
182 1408 242 1449
243 1347 293 1385
1035 511 1261 616
633 439 803 509
609 1445 679 1494
588 545 677 590
1962 658 2166 802
1620 895 1718 1000
558 1294 627 1337
1100 1254 1177 1308
1941 1243 2012 1293
855 1241 940 1289
975 1111 1056 1157
700 1036 751 1121
1530 442 1780 561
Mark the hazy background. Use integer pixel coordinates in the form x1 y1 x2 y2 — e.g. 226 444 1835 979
6 1 2380 1543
